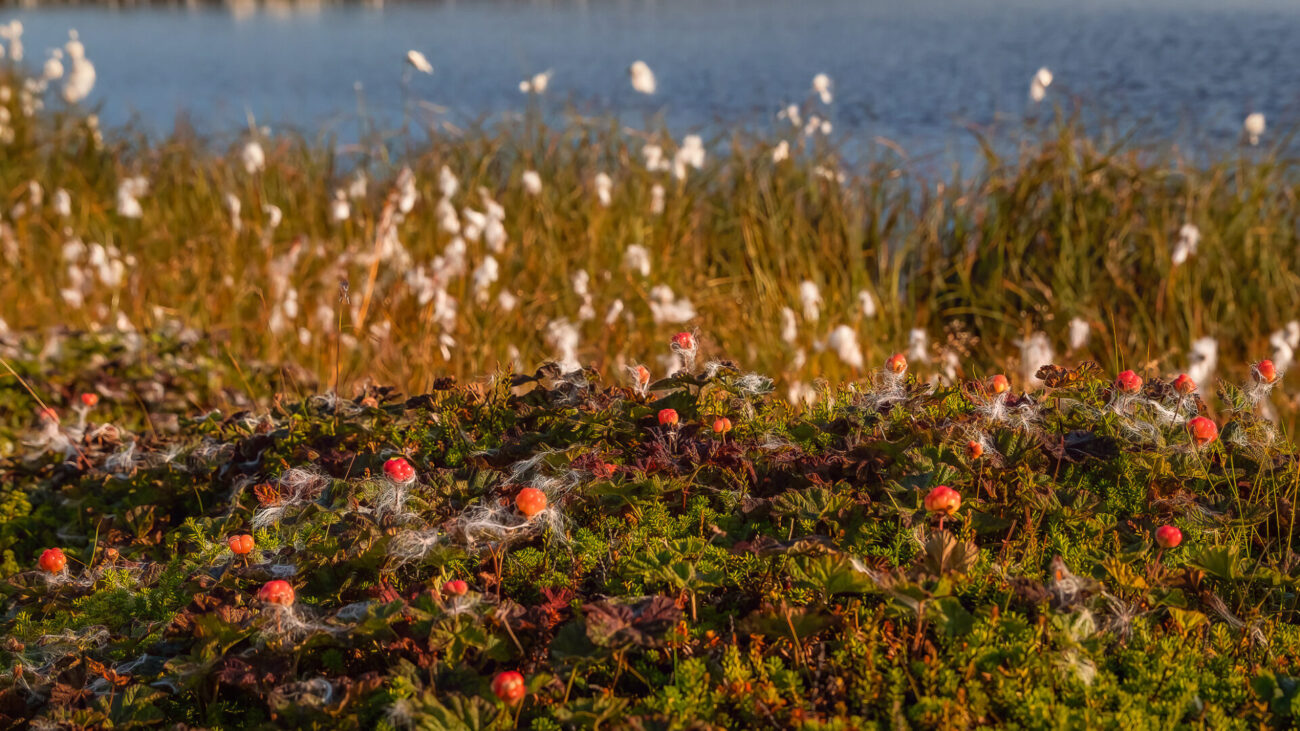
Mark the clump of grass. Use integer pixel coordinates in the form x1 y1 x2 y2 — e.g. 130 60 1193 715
0 56 1297 429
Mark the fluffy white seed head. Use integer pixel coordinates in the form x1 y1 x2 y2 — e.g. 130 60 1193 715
406 50 433 74
629 60 656 94
1243 112 1266 145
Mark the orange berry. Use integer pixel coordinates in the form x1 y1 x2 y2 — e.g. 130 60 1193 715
1155 525 1182 549
1255 359 1278 384
1187 416 1218 447
658 408 679 426
442 579 468 597
923 486 961 516
80 392 99 407
712 417 732 434
492 671 526 704
515 487 548 518
1116 370 1143 394
966 440 984 460
228 534 255 556
1172 374 1196 395
886 353 907 374
38 548 66 573
989 374 1010 395
257 580 295 606
384 457 416 483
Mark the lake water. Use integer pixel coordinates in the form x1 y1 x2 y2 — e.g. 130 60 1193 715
8 0 1300 162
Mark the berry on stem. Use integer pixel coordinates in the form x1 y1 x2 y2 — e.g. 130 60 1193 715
384 457 416 483
258 580 295 606
38 548 66 573
886 353 907 374
228 534 255 556
1116 370 1143 394
658 408 679 427
924 485 961 516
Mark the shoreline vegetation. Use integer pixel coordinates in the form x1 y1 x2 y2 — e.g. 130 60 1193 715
2 19 1300 730
0 53 1298 429
0 23 1294 431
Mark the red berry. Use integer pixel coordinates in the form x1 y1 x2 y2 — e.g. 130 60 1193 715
37 407 59 424
1155 525 1182 549
1187 416 1218 447
966 440 984 459
886 353 907 374
1116 370 1143 394
38 548 66 573
492 671 526 704
1255 359 1278 384
634 365 651 387
228 534 255 556
442 579 469 597
384 457 416 483
712 417 732 434
658 408 679 427
79 392 99 407
515 488 548 518
671 332 696 352
1172 374 1196 395
923 486 961 516
989 374 1010 395
258 580 295 606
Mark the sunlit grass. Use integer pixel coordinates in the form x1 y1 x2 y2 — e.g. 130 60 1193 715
0 66 1297 429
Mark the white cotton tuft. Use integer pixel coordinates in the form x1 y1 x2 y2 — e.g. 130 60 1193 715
799 281 822 322
1172 223 1200 265
1187 337 1218 391
594 173 613 207
907 329 928 364
780 307 798 344
241 140 265 174
406 50 433 74
521 170 542 196
812 73 833 104
857 290 877 318
629 60 656 94
623 244 651 277
1068 317 1090 351
1019 331 1054 389
827 324 863 369
1244 112 1266 146
1029 67 1053 102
